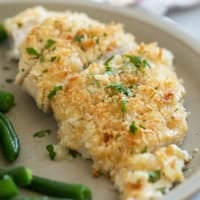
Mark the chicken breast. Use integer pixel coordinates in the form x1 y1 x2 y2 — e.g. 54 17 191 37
54 43 187 155
17 16 135 111
51 43 190 199
4 7 190 200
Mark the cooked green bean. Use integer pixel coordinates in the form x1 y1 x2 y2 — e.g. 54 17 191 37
0 112 20 162
11 197 71 200
0 175 18 199
0 90 15 112
26 175 92 200
0 23 7 42
0 166 32 186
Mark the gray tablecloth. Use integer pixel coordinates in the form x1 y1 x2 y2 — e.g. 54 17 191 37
168 5 200 41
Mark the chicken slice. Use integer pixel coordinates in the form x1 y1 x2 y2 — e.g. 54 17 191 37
53 42 187 156
50 43 189 199
4 6 105 59
18 16 136 111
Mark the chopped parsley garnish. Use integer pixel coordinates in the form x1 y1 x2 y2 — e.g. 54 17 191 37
48 85 63 100
26 39 56 62
121 99 127 113
115 134 121 140
40 55 45 63
33 129 51 138
139 124 146 129
42 69 48 73
17 22 23 28
156 187 166 194
26 47 40 58
104 55 114 72
2 66 10 70
182 167 189 172
96 37 100 44
5 78 14 84
103 32 107 37
125 55 150 69
68 149 80 158
106 83 133 97
174 107 179 112
46 144 56 160
50 56 57 62
141 146 147 153
148 170 161 183
129 121 138 134
44 39 56 49
74 34 84 43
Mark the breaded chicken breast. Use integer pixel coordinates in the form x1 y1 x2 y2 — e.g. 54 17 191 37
51 43 190 199
4 7 190 200
18 16 135 111
54 43 187 155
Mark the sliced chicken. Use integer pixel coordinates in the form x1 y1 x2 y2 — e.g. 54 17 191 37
4 7 190 200
17 16 136 111
54 43 187 156
52 43 190 199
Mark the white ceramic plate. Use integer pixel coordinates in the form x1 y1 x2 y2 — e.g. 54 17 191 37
0 1 199 199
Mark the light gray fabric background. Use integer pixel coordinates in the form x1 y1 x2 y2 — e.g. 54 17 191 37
167 6 200 41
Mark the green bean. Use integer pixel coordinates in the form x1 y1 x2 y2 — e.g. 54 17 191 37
0 23 7 42
11 197 71 200
0 112 20 162
0 175 18 199
26 176 92 200
0 166 32 186
0 90 15 113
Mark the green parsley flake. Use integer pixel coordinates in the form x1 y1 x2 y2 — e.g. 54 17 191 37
141 146 148 153
96 37 100 44
44 39 56 49
40 55 45 63
156 187 166 194
148 170 161 183
125 55 150 69
174 107 179 112
50 56 57 62
17 22 23 28
5 78 14 84
139 124 146 129
26 39 56 62
104 55 114 72
46 144 56 160
103 32 107 37
129 121 138 134
68 149 80 158
33 129 51 138
42 69 48 74
107 83 133 97
121 99 127 113
74 34 84 43
182 167 189 172
26 47 40 58
48 85 63 100
2 66 10 70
